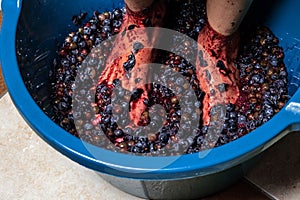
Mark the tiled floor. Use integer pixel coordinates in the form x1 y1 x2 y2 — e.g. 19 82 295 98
246 132 300 200
1 11 300 200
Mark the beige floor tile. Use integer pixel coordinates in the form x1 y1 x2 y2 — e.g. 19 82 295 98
246 132 300 200
202 179 269 200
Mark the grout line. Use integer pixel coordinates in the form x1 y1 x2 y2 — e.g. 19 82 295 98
243 177 280 200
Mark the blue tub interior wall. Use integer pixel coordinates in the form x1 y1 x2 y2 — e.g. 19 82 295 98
16 0 123 115
249 0 300 96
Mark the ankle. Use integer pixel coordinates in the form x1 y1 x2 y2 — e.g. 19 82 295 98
198 23 240 61
125 0 167 27
125 0 154 12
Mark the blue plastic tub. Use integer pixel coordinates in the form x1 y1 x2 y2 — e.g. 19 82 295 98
1 0 300 199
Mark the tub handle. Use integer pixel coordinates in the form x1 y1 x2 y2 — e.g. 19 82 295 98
273 89 300 135
258 92 300 152
283 100 300 132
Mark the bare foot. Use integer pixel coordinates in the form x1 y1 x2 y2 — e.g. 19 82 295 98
97 0 167 127
196 23 240 125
